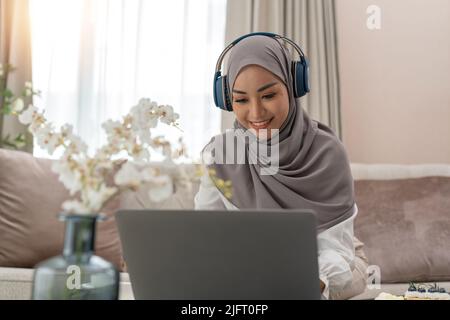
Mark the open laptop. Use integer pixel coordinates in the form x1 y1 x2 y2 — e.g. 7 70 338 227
115 209 321 300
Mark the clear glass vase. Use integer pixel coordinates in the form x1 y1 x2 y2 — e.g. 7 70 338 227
31 214 120 300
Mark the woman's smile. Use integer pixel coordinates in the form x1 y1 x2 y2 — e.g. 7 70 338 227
249 117 273 130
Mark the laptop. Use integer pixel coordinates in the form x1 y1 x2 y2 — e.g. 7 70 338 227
115 209 321 300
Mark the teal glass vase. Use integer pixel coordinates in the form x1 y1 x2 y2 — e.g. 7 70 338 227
31 214 119 300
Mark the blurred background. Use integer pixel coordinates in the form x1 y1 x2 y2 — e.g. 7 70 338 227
1 0 449 164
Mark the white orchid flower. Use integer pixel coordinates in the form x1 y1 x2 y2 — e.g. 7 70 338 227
60 124 74 137
73 136 88 154
12 98 25 113
102 119 121 133
52 161 83 195
10 93 201 215
28 114 46 134
103 120 134 150
136 129 152 145
35 124 62 155
114 162 143 188
133 148 150 163
62 200 89 214
84 184 117 212
61 124 86 154
102 119 125 141
24 81 33 96
18 105 38 125
137 98 158 112
125 141 150 163
157 105 179 125
130 102 158 130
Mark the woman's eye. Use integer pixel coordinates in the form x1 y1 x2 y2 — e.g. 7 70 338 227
262 93 276 100
234 98 248 104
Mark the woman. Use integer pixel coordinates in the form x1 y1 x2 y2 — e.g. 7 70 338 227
195 34 368 300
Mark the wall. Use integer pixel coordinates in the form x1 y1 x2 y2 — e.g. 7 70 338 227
336 0 450 164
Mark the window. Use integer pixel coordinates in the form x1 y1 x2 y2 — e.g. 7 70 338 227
29 0 227 160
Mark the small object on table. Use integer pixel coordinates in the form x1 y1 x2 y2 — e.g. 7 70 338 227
375 282 450 300
403 282 450 300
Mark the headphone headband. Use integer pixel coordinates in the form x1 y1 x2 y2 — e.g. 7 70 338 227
215 32 306 73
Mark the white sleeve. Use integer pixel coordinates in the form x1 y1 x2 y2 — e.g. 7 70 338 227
317 204 358 299
194 171 227 210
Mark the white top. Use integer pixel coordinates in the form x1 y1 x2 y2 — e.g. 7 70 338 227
194 173 357 299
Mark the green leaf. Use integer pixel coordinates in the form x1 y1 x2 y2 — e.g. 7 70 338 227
1 88 14 99
2 104 12 115
15 133 26 141
13 134 26 149
5 89 13 98
0 133 26 150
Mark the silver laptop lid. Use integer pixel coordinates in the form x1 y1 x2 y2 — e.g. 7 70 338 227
115 209 321 300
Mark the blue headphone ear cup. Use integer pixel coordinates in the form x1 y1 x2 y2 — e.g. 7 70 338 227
213 72 233 111
222 76 233 111
292 59 310 98
303 57 310 94
213 71 225 109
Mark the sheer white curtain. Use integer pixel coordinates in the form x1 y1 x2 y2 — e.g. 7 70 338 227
29 0 226 159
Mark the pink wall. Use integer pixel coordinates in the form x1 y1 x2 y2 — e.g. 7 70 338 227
336 0 450 164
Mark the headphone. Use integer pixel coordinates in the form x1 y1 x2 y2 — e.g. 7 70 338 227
213 32 310 112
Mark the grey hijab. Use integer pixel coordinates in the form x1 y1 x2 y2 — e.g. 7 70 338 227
204 35 355 232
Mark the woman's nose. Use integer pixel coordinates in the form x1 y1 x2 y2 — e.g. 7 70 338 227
248 99 265 119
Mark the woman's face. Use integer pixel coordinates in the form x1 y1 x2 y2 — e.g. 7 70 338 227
231 64 290 138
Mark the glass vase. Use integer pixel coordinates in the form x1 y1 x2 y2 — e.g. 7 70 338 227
31 213 119 300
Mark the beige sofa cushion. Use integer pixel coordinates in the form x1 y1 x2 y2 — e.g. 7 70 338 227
0 149 124 270
354 176 450 283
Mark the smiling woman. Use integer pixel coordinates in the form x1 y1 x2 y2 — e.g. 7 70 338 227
28 0 227 159
196 33 368 299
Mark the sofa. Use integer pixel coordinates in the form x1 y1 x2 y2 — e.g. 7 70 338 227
1 149 449 300
349 163 450 299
